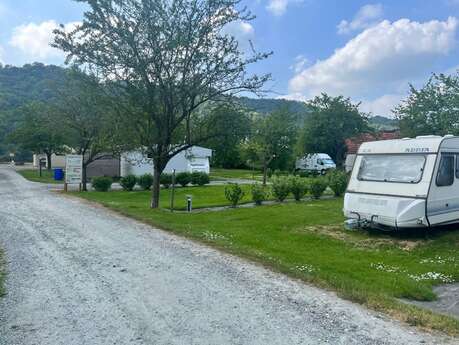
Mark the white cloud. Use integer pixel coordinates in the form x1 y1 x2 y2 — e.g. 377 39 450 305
289 17 458 104
360 94 403 117
0 46 4 65
9 20 80 62
223 21 255 51
266 0 303 16
290 55 309 73
337 4 383 34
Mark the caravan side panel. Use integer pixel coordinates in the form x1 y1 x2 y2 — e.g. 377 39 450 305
427 138 459 226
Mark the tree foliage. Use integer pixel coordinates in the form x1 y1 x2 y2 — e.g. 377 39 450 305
8 102 68 169
52 70 118 190
53 0 271 208
297 93 369 165
395 73 459 137
241 108 297 185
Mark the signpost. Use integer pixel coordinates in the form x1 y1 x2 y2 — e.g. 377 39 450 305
65 155 83 192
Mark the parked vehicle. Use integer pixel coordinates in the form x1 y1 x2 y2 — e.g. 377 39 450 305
295 153 336 175
344 135 459 230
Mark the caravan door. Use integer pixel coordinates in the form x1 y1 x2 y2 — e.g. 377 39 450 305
427 153 459 226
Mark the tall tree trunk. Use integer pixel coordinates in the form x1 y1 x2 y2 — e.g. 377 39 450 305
151 160 165 209
82 164 88 191
46 152 52 171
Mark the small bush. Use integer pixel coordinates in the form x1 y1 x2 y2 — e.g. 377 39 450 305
296 170 310 178
176 172 191 187
251 183 269 206
271 176 290 202
92 176 113 192
191 171 210 186
309 177 328 199
225 183 245 207
327 170 348 196
138 173 153 190
160 173 172 189
289 176 309 201
120 174 137 191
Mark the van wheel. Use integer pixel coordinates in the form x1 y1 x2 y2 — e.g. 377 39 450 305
320 169 326 175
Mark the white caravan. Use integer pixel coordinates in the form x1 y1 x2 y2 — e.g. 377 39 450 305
295 153 336 174
344 135 459 230
121 146 212 177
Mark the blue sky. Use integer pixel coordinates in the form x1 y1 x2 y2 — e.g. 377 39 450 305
1 0 459 116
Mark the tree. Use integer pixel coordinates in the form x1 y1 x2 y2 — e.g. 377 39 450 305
203 104 251 168
297 94 369 165
395 73 459 137
241 108 296 185
54 70 117 191
8 102 67 170
53 0 271 208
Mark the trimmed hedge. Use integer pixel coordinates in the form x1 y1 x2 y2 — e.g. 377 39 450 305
92 176 113 192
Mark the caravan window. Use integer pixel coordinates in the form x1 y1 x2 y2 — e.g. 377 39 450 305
358 155 425 183
436 155 455 187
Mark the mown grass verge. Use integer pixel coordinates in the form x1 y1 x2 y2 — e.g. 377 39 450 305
73 191 459 335
17 169 60 184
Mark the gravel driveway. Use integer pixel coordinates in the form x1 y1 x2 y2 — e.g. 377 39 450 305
0 166 455 345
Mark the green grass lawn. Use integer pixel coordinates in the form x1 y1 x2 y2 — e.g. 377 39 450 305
17 169 61 184
84 185 256 210
210 168 263 181
73 190 459 335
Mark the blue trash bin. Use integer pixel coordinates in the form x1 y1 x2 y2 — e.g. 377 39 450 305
53 168 64 181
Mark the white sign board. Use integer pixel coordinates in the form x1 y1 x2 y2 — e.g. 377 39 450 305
65 155 83 184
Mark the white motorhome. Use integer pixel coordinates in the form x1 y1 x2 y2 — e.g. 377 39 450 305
296 153 336 174
344 135 459 230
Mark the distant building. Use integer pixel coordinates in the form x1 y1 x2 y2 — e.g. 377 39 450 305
33 153 121 179
344 130 400 172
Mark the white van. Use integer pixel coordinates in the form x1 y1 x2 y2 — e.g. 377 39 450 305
344 135 459 230
295 153 336 175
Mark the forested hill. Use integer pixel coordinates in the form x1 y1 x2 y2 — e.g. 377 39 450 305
238 96 398 129
237 96 310 116
0 63 68 159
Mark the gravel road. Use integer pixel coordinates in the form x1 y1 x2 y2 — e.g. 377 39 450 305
0 166 455 345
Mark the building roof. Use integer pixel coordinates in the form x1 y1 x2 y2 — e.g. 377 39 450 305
345 130 401 154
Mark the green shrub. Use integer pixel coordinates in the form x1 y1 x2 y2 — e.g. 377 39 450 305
191 171 210 186
92 176 113 192
225 183 245 207
251 183 269 206
327 170 348 196
120 174 137 191
296 170 310 178
176 172 191 187
289 176 309 201
271 176 290 202
160 173 172 189
138 173 153 190
309 177 328 199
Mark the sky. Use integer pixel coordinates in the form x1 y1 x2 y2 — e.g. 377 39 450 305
1 0 459 117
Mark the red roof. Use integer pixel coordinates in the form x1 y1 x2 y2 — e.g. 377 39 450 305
345 131 400 154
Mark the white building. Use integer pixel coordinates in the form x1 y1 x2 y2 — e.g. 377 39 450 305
121 146 212 177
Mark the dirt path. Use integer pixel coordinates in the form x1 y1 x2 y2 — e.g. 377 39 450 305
0 166 454 345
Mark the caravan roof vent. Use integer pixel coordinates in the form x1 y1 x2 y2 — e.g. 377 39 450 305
415 135 442 139
402 137 411 140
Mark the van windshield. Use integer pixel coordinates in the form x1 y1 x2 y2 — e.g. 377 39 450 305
358 155 426 183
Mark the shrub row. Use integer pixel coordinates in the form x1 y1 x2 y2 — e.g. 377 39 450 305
224 170 348 207
93 172 210 192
